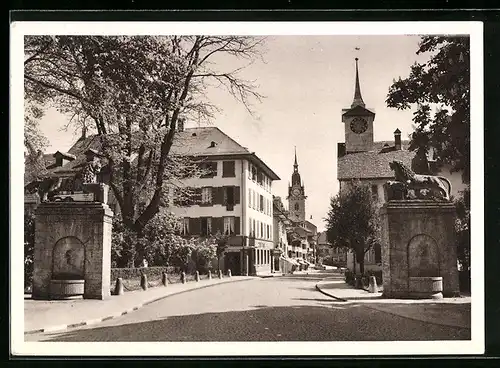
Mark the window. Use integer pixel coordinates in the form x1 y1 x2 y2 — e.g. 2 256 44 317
224 217 235 235
201 217 212 236
252 166 257 181
371 184 379 201
294 203 299 211
201 187 212 205
222 161 236 177
257 170 263 185
260 222 264 238
260 195 264 212
181 218 190 235
224 186 235 206
248 163 253 180
253 219 256 237
200 162 217 178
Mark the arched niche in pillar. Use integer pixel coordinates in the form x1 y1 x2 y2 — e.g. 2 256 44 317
52 236 85 280
407 234 440 278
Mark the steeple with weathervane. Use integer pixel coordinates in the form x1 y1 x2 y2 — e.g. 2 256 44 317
341 57 376 154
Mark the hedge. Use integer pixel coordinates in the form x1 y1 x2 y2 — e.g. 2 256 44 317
110 266 179 282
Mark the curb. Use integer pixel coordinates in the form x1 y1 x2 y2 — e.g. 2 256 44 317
315 283 347 302
24 277 255 335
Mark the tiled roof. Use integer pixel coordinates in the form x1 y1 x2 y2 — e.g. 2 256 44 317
171 127 250 156
25 126 280 184
337 147 415 180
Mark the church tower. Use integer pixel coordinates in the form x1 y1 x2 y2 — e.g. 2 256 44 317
341 58 376 153
287 147 307 223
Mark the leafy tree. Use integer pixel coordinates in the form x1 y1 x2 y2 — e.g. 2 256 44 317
25 35 264 260
386 36 470 184
455 188 471 271
191 238 217 274
325 181 381 280
24 211 36 288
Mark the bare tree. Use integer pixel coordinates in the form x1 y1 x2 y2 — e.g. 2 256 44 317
24 35 265 258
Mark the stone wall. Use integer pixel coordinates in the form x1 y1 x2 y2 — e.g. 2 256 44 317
32 202 113 300
380 200 460 298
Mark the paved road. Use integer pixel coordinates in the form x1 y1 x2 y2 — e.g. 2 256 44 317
26 277 470 342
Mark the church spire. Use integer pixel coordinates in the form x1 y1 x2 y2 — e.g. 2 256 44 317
351 58 366 108
293 146 298 171
291 147 301 186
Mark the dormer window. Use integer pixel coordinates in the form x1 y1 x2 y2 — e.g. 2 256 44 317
53 151 76 167
209 141 217 148
84 148 100 162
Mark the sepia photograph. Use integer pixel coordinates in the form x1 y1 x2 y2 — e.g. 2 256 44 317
11 21 483 356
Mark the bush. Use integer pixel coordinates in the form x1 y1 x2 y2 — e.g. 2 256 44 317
344 269 355 285
362 270 382 287
110 266 178 282
24 211 36 288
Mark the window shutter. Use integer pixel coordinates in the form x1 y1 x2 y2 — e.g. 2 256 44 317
223 187 228 205
234 186 240 204
213 187 223 205
235 217 240 235
211 162 218 177
190 217 201 235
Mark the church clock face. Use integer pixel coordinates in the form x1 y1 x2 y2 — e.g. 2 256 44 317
292 188 301 196
350 117 368 134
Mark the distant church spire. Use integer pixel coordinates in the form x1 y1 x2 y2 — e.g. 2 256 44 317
351 58 366 108
291 147 301 186
293 146 298 171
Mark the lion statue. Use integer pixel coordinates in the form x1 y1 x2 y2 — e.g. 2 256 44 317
389 160 452 201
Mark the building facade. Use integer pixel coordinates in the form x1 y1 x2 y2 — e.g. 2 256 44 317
168 126 280 276
316 231 347 266
337 58 467 274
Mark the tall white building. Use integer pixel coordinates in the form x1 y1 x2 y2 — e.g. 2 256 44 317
170 126 280 276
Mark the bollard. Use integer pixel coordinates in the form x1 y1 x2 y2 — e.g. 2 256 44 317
114 277 124 296
140 273 148 291
218 270 223 279
195 271 200 282
208 270 212 280
368 276 378 293
227 269 232 278
181 271 186 284
162 272 168 287
355 276 363 289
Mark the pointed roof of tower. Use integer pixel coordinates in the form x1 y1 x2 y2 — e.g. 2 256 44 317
291 147 302 186
351 58 365 108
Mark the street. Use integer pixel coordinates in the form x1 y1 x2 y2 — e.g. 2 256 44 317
26 276 471 342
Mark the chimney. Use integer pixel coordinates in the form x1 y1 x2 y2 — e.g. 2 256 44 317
394 129 401 150
177 118 185 132
79 125 87 141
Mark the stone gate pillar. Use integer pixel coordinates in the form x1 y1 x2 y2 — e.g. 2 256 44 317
32 201 113 300
380 200 460 298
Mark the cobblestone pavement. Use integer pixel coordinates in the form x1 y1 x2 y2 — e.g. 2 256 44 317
26 277 471 342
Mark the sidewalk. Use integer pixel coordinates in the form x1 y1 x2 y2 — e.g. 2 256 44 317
316 279 471 329
316 279 471 304
24 276 255 335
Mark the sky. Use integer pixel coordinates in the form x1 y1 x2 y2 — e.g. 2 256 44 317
37 35 430 232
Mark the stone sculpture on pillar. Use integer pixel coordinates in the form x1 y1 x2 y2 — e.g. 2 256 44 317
380 160 460 299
